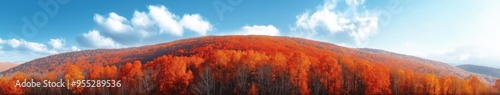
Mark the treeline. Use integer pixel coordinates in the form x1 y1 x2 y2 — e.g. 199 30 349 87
1 50 499 95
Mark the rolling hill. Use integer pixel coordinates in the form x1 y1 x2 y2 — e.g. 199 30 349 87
457 64 500 78
0 35 498 94
1 35 497 82
359 48 498 83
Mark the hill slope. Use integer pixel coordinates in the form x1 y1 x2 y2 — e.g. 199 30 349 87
359 48 498 83
457 64 500 78
0 35 498 94
1 35 496 82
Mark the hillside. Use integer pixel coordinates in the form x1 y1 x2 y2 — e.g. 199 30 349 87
457 64 500 78
2 36 493 80
0 62 17 73
1 35 498 94
359 48 498 83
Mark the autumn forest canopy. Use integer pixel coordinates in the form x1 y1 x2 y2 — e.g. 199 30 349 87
0 35 499 95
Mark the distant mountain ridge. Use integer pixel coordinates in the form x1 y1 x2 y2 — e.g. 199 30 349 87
457 64 500 78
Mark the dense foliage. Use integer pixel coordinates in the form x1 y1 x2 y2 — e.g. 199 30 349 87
1 50 498 94
0 36 498 94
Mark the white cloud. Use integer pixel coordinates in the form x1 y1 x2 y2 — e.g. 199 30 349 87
94 13 142 45
49 38 65 49
79 5 213 49
130 11 155 38
148 5 184 36
0 38 3 50
4 38 48 53
295 9 352 36
6 39 21 49
0 38 4 44
238 25 280 36
94 12 134 33
47 38 79 53
346 0 366 7
77 30 120 48
71 46 80 51
349 16 378 44
291 0 379 45
146 5 213 36
0 37 79 56
131 11 154 30
180 14 213 35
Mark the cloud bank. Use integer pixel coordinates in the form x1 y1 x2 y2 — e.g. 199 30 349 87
0 38 78 54
291 0 379 46
78 5 213 49
0 37 79 63
235 25 280 36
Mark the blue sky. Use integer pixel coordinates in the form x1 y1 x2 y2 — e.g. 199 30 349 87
1 0 499 68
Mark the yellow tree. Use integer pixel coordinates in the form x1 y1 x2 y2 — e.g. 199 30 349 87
423 73 440 95
390 69 405 95
65 65 84 94
104 65 118 80
441 77 452 95
104 65 118 94
89 65 104 94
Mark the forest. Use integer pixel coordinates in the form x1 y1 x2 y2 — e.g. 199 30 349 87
1 49 499 95
0 36 498 95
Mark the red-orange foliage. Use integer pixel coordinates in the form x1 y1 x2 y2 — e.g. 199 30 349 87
248 83 258 95
441 76 452 95
468 75 487 95
0 73 25 94
65 65 84 94
360 61 392 95
120 60 144 94
104 65 118 80
423 73 440 95
89 66 104 80
288 52 311 95
311 55 342 95
494 79 500 94
145 55 203 94
0 36 498 94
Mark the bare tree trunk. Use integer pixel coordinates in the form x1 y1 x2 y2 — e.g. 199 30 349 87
270 68 292 95
192 66 215 95
236 64 250 95
257 63 272 95
309 67 327 95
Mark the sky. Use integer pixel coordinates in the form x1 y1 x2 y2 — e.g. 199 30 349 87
0 0 499 68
